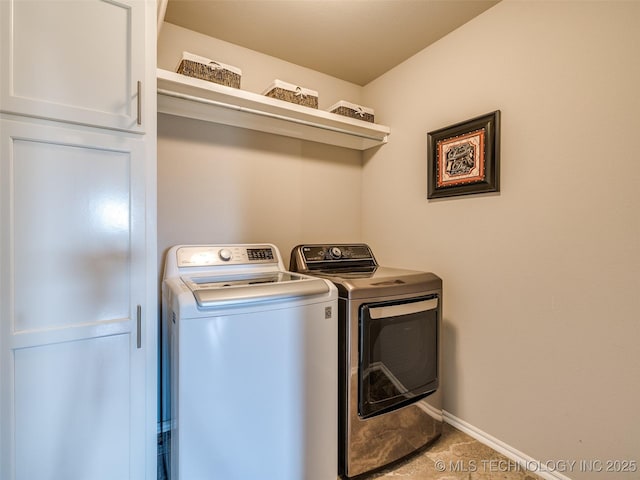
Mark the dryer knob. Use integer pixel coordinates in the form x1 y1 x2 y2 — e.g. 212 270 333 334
330 246 342 259
218 248 232 262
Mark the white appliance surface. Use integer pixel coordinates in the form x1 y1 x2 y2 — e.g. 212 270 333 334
162 244 338 480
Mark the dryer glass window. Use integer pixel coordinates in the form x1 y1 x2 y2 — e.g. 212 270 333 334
358 295 439 418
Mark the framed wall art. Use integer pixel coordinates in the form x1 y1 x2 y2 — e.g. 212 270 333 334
427 110 500 199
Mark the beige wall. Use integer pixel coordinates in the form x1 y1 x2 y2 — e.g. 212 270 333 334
158 2 640 476
157 117 363 269
157 23 365 270
362 0 640 476
158 22 363 108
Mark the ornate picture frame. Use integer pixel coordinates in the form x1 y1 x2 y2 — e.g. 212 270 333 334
427 110 500 199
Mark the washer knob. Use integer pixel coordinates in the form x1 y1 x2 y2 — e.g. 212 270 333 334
218 248 232 262
330 246 342 259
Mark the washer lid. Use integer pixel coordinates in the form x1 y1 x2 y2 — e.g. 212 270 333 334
181 272 330 308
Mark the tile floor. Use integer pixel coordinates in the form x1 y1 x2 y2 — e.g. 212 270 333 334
364 423 541 480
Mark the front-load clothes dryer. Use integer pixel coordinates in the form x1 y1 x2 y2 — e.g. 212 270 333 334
290 244 443 478
161 244 338 480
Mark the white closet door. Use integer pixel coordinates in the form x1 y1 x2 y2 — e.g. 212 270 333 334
0 118 146 480
0 0 145 133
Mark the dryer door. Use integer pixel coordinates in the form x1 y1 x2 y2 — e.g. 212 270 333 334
358 295 439 418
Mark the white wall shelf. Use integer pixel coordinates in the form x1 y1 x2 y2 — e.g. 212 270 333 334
157 69 390 150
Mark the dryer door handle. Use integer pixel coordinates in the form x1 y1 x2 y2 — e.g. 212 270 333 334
368 298 438 320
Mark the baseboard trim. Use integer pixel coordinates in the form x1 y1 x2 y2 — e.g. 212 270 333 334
443 411 573 480
417 399 444 422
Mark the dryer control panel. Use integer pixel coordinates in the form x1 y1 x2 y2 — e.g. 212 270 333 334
290 244 377 272
300 244 373 262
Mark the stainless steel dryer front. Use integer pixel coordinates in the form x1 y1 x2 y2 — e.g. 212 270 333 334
290 244 443 478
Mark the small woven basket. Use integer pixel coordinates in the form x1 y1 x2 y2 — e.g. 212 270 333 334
329 101 375 123
176 52 241 89
263 80 318 109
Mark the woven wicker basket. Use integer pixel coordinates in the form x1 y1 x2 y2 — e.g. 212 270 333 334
329 101 375 123
176 52 241 89
263 80 318 109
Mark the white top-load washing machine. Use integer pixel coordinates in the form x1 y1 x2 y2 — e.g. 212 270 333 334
161 244 338 480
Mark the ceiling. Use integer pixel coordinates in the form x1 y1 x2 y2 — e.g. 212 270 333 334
163 0 500 86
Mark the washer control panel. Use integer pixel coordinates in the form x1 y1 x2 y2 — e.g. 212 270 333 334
177 245 277 267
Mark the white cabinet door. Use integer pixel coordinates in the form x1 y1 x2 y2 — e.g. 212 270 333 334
0 119 147 480
0 0 146 133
